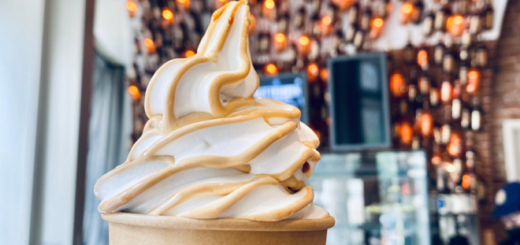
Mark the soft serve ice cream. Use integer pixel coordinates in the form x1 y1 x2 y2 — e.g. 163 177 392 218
95 0 329 221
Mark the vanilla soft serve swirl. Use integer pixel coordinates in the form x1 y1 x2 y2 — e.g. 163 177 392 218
95 1 329 221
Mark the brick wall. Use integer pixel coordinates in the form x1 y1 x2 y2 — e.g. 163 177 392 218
491 0 520 183
484 0 520 242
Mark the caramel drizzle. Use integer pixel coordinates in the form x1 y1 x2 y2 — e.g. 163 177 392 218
96 1 325 221
155 0 256 133
97 120 319 215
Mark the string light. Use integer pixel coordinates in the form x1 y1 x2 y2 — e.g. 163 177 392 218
265 63 278 75
400 121 413 145
400 2 414 24
177 0 191 8
144 38 156 54
417 49 428 68
274 33 287 50
390 72 406 97
320 68 329 82
462 173 471 189
332 0 354 11
420 111 433 137
370 17 385 38
299 36 310 46
126 0 138 17
453 15 464 25
185 50 195 57
298 35 311 54
447 15 465 37
264 0 275 10
307 63 319 82
373 18 384 28
128 85 141 100
162 8 174 22
467 69 480 93
320 15 333 35
402 2 413 14
322 16 332 26
275 33 286 43
432 154 442 165
448 131 463 157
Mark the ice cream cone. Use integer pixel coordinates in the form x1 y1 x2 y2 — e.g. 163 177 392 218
102 213 335 245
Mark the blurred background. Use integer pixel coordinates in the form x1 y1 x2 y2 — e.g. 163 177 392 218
1 0 518 244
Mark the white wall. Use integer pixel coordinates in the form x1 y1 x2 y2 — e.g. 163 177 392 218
94 0 133 71
36 0 87 244
0 1 46 245
0 0 87 245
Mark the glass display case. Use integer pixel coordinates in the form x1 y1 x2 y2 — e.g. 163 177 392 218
309 151 431 245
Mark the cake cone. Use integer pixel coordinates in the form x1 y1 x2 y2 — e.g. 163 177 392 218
103 213 335 245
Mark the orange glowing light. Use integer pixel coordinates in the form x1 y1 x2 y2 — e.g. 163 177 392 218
400 2 414 24
417 50 428 67
127 0 138 17
274 33 287 50
185 50 195 57
462 174 471 189
400 121 413 145
447 132 463 157
420 112 433 137
308 63 319 76
446 16 454 29
321 16 333 35
370 17 385 38
432 154 442 165
402 2 413 14
299 36 310 46
447 15 465 37
128 85 141 100
320 68 329 81
297 35 311 54
453 15 464 25
162 9 174 22
265 63 278 75
264 0 275 10
177 0 190 7
275 33 286 44
307 63 319 81
333 0 354 11
373 18 384 28
467 69 480 93
322 16 332 26
390 73 406 97
144 38 155 53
